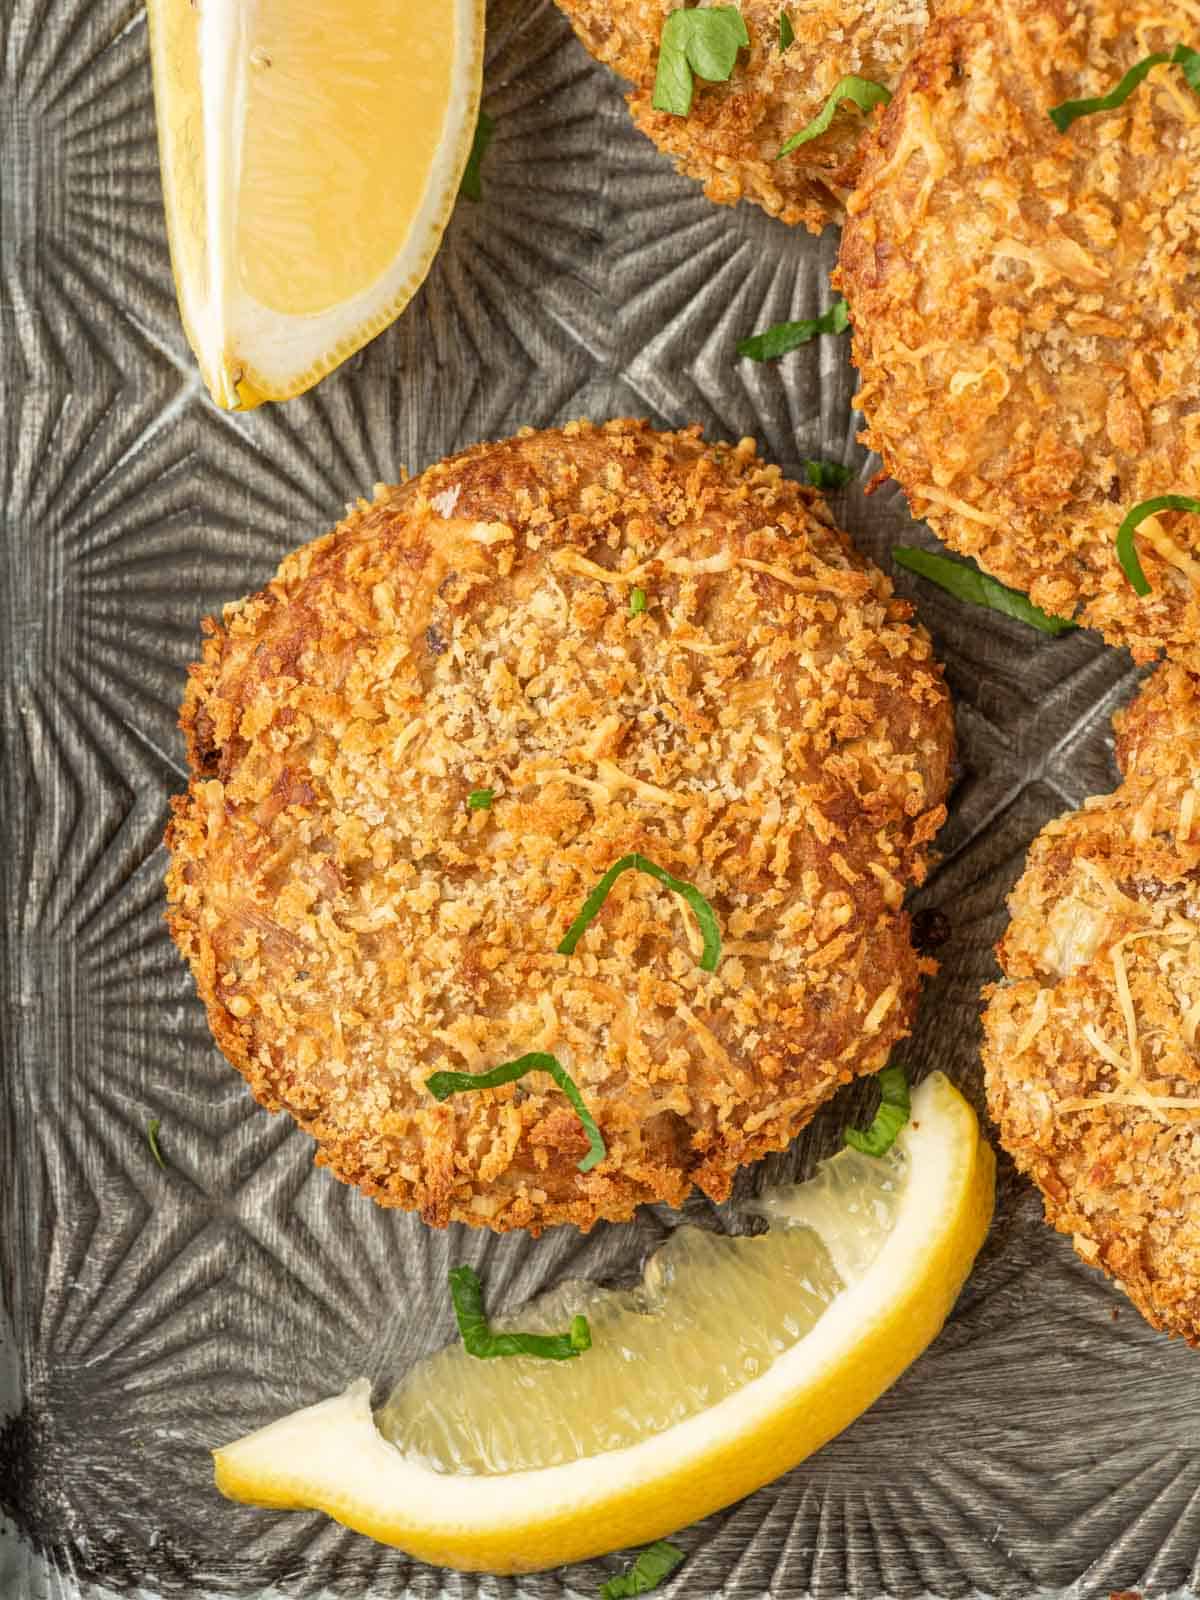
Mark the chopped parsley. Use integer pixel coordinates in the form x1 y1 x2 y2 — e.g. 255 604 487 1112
1115 495 1200 595
449 1264 592 1361
427 1052 606 1172
557 852 721 973
778 75 891 158
778 10 794 50
803 459 853 491
459 110 495 201
467 788 495 811
629 586 648 616
845 1064 910 1158
1050 43 1200 131
892 546 1076 635
737 298 850 361
601 1540 686 1600
652 6 749 117
147 1118 166 1169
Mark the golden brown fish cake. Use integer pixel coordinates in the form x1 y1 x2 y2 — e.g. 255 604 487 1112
984 666 1200 1342
838 0 1200 664
165 419 952 1233
556 0 931 230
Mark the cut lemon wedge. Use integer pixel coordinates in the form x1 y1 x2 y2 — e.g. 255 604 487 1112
146 0 484 409
214 1073 994 1574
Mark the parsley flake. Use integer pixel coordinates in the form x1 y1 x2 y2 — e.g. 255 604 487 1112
652 7 749 118
459 111 495 201
778 75 891 157
803 459 853 490
427 1052 606 1172
448 1264 592 1361
778 11 795 50
629 587 648 615
467 788 495 811
892 546 1075 635
737 298 850 361
845 1064 910 1158
557 852 721 973
147 1118 166 1169
1115 494 1200 595
1050 43 1200 132
601 1541 685 1600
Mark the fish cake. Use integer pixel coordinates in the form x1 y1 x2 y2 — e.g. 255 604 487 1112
838 0 1200 664
556 0 931 230
166 419 952 1233
984 666 1200 1342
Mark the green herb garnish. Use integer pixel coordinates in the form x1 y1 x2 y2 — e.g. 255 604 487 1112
844 1064 910 1158
601 1540 686 1600
1115 494 1200 595
778 11 794 50
630 586 648 616
427 1052 606 1172
737 298 850 361
147 1118 166 1169
557 852 721 972
448 1264 592 1361
778 75 891 157
803 459 853 491
892 546 1075 635
1050 43 1200 132
467 788 495 810
459 110 495 201
652 6 749 117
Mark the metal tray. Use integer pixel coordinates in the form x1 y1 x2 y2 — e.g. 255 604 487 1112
4 1 1199 1596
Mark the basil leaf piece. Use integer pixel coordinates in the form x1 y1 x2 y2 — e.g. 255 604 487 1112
652 7 749 117
459 111 495 201
1050 42 1200 132
557 852 721 972
448 1265 592 1361
779 11 794 50
1115 494 1200 595
778 75 891 157
601 1541 686 1600
892 546 1076 635
736 297 850 361
803 459 853 490
845 1065 910 1158
427 1052 606 1172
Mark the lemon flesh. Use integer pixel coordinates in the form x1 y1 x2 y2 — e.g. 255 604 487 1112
214 1073 995 1574
146 0 484 408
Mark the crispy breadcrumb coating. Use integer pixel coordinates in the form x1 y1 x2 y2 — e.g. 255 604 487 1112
166 420 952 1233
555 0 930 231
838 0 1200 665
984 666 1200 1342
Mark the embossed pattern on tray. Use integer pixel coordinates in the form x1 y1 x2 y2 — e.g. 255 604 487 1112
3 2 1200 1598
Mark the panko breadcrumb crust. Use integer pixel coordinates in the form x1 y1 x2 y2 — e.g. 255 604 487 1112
166 420 952 1233
984 666 1200 1342
555 0 930 231
837 0 1200 665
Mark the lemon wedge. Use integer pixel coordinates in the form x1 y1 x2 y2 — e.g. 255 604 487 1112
146 0 484 409
214 1073 994 1574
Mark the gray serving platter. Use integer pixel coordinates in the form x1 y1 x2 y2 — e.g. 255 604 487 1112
4 1 1200 1597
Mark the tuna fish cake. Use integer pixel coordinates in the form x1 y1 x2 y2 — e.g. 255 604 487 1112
166 419 952 1233
838 0 1200 664
556 0 931 231
984 666 1200 1342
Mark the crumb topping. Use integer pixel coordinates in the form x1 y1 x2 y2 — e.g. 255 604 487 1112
838 0 1200 665
166 420 952 1232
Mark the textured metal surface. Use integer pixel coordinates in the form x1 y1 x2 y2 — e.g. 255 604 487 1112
3 1 1200 1596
